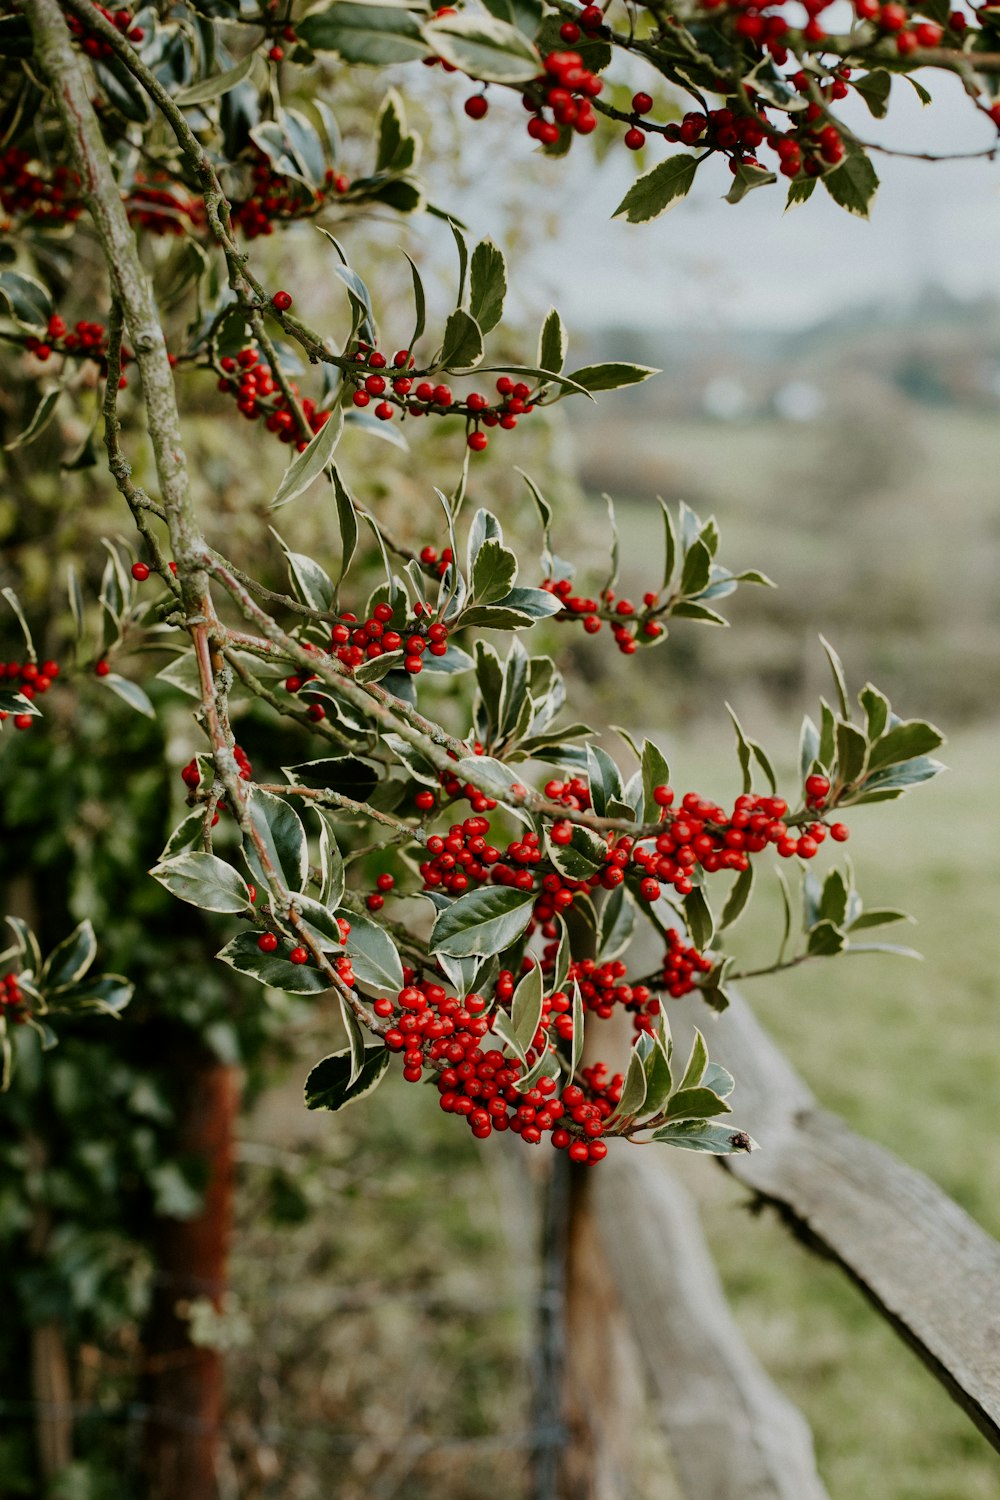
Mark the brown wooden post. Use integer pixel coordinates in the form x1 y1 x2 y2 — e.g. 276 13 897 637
141 1058 240 1500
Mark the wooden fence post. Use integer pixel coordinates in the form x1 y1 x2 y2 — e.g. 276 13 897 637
141 1056 240 1500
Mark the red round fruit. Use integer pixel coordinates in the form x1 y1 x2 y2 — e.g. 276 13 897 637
257 932 279 953
468 431 488 452
131 561 150 581
289 946 309 965
272 290 293 311
465 94 489 119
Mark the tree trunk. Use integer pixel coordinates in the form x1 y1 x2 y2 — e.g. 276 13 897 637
141 1058 240 1500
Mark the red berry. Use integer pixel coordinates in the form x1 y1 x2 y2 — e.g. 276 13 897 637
467 431 488 452
289 946 309 965
272 290 293 311
131 562 150 581
465 94 489 119
632 91 653 114
830 822 850 842
624 128 645 151
560 21 581 40
257 932 279 953
94 659 110 677
415 789 436 811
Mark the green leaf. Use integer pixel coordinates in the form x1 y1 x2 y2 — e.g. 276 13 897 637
421 11 542 80
511 963 544 1052
282 756 379 802
290 893 346 951
819 867 849 928
807 919 846 956
41 921 97 989
270 405 343 509
0 270 52 329
720 863 754 931
216 932 332 992
678 1028 708 1092
537 307 566 374
822 141 879 219
615 1044 649 1121
642 1033 673 1117
174 51 257 106
472 538 518 604
596 884 635 962
271 530 336 612
866 719 945 775
651 1120 755 1153
613 154 698 223
701 1061 735 1099
563 361 659 393
99 672 156 719
725 161 777 205
243 787 309 895
4 384 62 451
297 2 427 65
638 740 669 823
663 1086 730 1121
340 908 404 991
439 307 484 371
852 68 892 119
684 887 714 952
375 88 414 172
679 537 712 598
305 1046 390 1110
150 853 252 914
587 745 624 818
54 974 133 1017
649 503 674 598
0 690 39 717
430 886 535 958
569 978 585 1076
819 635 850 719
849 907 912 931
469 239 506 337
315 810 347 910
859 682 890 743
836 718 868 788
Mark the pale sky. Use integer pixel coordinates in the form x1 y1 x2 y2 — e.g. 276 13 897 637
430 65 1000 331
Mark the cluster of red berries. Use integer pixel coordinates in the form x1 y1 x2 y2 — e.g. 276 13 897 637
636 784 848 891
0 148 82 229
660 928 714 998
329 602 450 677
558 4 607 43
181 743 253 794
379 968 610 1161
569 956 654 1020
853 0 944 51
217 347 333 452
67 2 144 58
22 316 128 385
229 154 348 239
0 658 60 731
348 343 539 451
0 971 28 1020
126 181 204 236
365 872 395 912
417 544 455 580
541 580 664 653
522 51 602 145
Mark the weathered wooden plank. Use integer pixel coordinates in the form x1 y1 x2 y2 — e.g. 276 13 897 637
668 990 1000 1451
593 1149 831 1500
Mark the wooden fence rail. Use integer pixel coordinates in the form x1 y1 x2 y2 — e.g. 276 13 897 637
570 988 1000 1498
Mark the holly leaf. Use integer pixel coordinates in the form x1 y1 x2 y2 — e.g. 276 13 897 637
305 1045 390 1109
